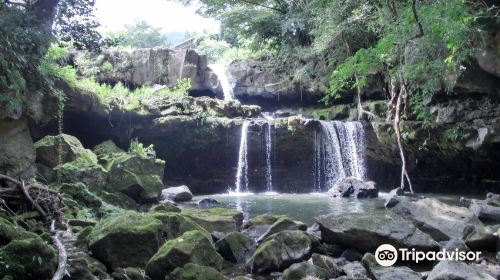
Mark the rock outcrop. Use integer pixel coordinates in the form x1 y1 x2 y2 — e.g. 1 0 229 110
327 177 378 199
70 48 222 97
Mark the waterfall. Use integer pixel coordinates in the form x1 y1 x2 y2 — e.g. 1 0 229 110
235 122 249 193
210 64 234 101
314 121 367 191
265 122 273 192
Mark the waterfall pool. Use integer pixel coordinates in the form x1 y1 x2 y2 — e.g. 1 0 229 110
184 192 463 225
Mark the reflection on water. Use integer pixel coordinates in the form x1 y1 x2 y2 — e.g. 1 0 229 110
188 192 465 225
190 193 388 225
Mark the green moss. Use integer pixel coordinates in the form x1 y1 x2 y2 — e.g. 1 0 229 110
149 212 210 240
0 238 57 280
93 140 124 159
145 230 223 280
0 217 38 245
169 263 229 280
88 211 162 246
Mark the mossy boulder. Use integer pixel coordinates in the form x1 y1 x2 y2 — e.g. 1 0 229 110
87 211 163 270
168 263 229 280
145 230 223 280
0 217 38 245
215 231 255 263
257 216 307 242
59 182 103 212
104 152 165 202
282 261 331 280
148 212 210 240
0 238 57 280
93 140 124 159
246 230 312 274
150 202 181 213
242 214 286 239
181 208 244 236
34 134 97 168
362 253 421 280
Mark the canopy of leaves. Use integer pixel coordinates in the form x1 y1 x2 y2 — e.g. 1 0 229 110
108 20 170 49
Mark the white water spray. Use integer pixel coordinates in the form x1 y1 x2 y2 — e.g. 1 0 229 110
210 64 234 101
265 122 273 192
235 122 249 193
314 121 367 191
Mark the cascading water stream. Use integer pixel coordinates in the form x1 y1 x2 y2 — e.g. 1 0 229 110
314 120 367 191
210 64 234 101
235 122 249 193
265 122 273 192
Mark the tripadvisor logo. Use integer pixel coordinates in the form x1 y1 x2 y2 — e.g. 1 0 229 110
375 244 482 267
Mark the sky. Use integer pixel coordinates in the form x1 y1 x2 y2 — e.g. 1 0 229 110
94 0 220 34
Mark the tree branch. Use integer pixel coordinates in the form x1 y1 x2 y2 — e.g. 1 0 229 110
411 0 424 38
238 0 287 14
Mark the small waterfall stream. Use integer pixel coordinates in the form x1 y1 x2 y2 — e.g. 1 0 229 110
235 122 249 193
210 64 234 101
314 121 367 191
265 122 273 192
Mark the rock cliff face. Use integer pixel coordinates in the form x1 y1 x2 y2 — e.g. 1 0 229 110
69 48 223 98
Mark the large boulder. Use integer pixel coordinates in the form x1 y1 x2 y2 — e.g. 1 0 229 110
0 237 57 280
469 199 500 223
391 198 496 249
308 254 344 278
316 212 439 252
87 211 163 270
150 201 181 213
246 230 312 274
168 263 229 280
145 230 223 280
0 217 39 245
181 208 244 236
362 253 421 280
104 152 165 202
282 261 331 280
71 48 220 94
327 177 378 199
161 185 193 202
34 133 95 168
427 261 495 280
148 212 210 240
215 231 255 263
257 216 307 242
242 214 286 240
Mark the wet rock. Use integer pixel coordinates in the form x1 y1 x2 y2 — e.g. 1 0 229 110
197 198 220 205
469 199 500 223
384 188 406 208
182 208 244 236
427 261 495 280
486 193 500 207
282 261 330 280
161 185 193 202
308 254 344 278
66 255 110 280
246 230 312 274
145 230 223 280
242 214 285 240
391 198 496 249
0 237 57 280
362 253 421 280
150 201 181 213
112 267 150 280
341 249 363 262
87 211 162 270
317 212 439 252
215 231 255 263
0 119 35 178
257 216 307 242
341 261 369 279
327 177 378 199
442 238 469 252
168 263 229 280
